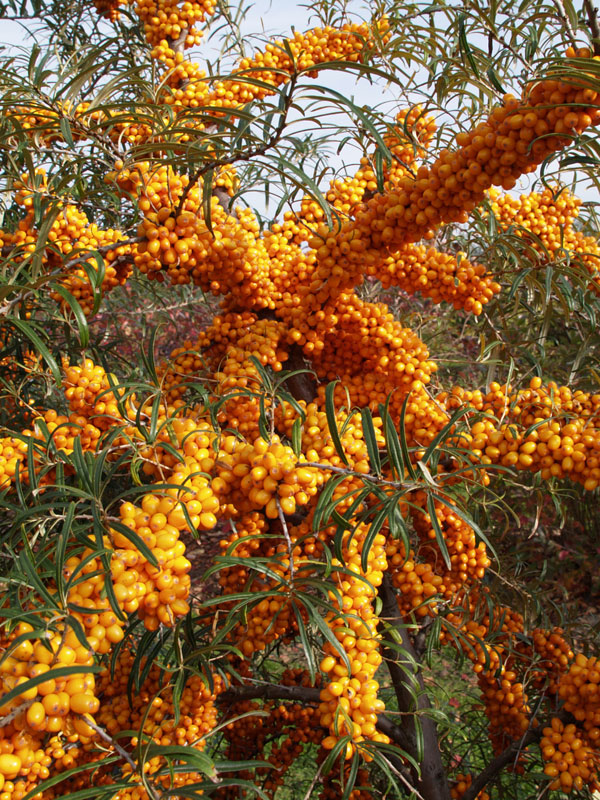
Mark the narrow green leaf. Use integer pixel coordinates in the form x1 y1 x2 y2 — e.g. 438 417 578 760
458 14 480 78
291 417 302 457
399 394 416 479
426 494 451 570
0 664 101 710
110 519 159 568
361 408 381 476
9 318 61 384
325 381 349 466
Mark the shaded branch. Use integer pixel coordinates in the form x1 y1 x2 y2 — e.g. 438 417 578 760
218 683 320 705
584 0 600 55
216 681 410 753
378 573 451 800
462 710 574 800
461 727 542 800
281 343 317 403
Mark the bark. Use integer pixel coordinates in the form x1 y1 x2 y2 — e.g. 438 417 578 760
217 681 410 763
378 573 451 800
281 343 317 403
460 727 540 800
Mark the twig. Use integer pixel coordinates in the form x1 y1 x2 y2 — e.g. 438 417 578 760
175 73 298 216
276 496 295 584
0 700 34 727
460 726 542 800
303 461 406 488
83 716 162 800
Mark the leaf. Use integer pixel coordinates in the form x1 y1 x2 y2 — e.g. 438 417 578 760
291 417 302 457
313 474 347 533
421 405 471 467
426 493 451 570
458 14 480 78
291 600 316 682
325 381 349 465
144 744 216 778
0 664 101 710
360 408 381 476
109 519 159 568
432 492 498 563
399 394 417 479
360 502 389 573
50 284 90 348
9 318 61 384
141 326 161 385
486 66 504 94
21 757 121 800
525 25 539 60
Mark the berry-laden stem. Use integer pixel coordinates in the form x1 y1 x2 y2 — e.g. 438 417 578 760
378 573 451 800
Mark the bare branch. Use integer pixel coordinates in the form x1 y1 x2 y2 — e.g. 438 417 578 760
552 0 579 45
216 681 410 754
217 682 320 705
276 496 295 583
584 0 600 54
83 715 162 800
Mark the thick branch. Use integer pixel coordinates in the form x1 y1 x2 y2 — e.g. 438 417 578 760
218 683 320 705
378 573 451 800
169 29 188 57
281 343 317 403
552 0 579 45
584 0 600 54
216 682 410 752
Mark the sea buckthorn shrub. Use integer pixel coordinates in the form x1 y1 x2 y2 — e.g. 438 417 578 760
1 2 600 800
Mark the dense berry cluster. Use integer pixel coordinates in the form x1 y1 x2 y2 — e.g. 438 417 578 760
489 185 600 285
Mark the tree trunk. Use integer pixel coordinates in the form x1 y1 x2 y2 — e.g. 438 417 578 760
378 574 451 800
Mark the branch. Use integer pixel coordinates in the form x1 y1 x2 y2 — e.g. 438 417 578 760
169 29 188 57
552 0 579 45
216 681 410 753
83 715 162 800
462 709 574 800
584 0 600 55
217 683 320 705
175 73 298 216
378 573 451 800
276 497 295 583
0 700 33 727
460 727 542 800
280 343 317 403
